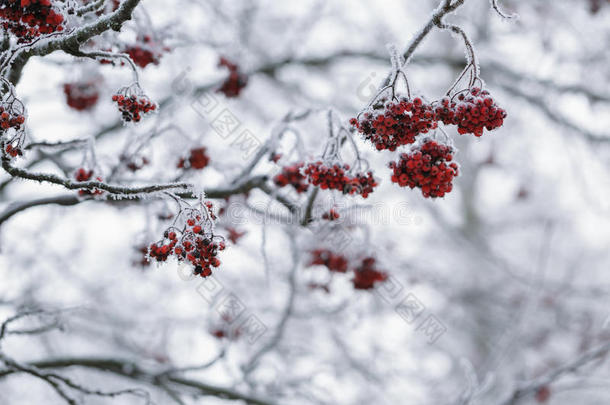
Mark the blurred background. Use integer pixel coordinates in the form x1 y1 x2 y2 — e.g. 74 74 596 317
1 0 610 404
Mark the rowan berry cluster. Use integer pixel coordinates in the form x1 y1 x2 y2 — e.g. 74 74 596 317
0 0 64 43
273 163 309 193
306 251 388 291
217 57 248 98
304 161 378 198
226 227 246 244
351 88 505 153
1 101 26 158
63 81 99 111
434 88 506 137
74 168 104 196
0 106 25 136
148 204 225 277
350 97 438 151
120 153 149 172
322 208 340 221
352 257 388 290
210 315 242 340
308 249 348 273
112 90 156 123
389 140 458 198
589 0 610 14
125 36 165 68
177 147 210 170
4 144 22 158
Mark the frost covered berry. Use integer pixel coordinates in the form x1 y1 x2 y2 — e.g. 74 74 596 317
63 81 99 111
149 204 225 278
1 98 26 158
0 0 64 43
308 249 348 273
435 88 506 137
389 140 458 198
112 92 156 123
177 147 210 170
273 163 309 193
351 96 438 151
4 144 22 158
74 168 103 196
74 168 93 182
304 161 378 198
217 57 248 98
0 106 25 134
352 257 387 290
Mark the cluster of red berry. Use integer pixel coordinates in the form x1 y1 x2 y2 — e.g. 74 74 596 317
306 252 388 291
308 249 348 273
273 163 309 193
1 103 26 157
177 147 210 170
350 97 438 151
120 153 149 172
74 168 104 196
352 257 388 290
124 36 166 68
322 208 340 221
226 227 246 244
589 0 610 13
389 140 458 198
63 82 99 111
0 0 64 43
148 205 225 277
210 314 242 341
4 144 22 157
434 88 506 137
217 57 248 98
351 89 505 147
0 107 25 134
304 162 378 198
112 92 156 123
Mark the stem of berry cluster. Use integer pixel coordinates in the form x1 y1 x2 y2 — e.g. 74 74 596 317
379 0 468 89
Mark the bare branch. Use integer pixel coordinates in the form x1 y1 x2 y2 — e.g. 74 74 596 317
499 339 610 405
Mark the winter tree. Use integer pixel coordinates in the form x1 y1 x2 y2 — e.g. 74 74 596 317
1 0 610 404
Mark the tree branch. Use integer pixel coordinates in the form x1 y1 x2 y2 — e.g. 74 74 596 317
0 357 278 405
5 0 142 84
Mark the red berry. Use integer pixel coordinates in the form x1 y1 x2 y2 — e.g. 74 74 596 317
388 140 459 198
216 57 248 98
352 257 387 290
351 96 438 151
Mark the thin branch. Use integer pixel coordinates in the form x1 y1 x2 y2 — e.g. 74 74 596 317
243 232 300 376
490 0 518 19
0 357 278 405
5 0 143 84
499 339 610 405
498 83 610 143
0 176 270 227
1 156 191 197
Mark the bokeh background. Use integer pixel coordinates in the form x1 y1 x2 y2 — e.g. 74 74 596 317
1 0 610 404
